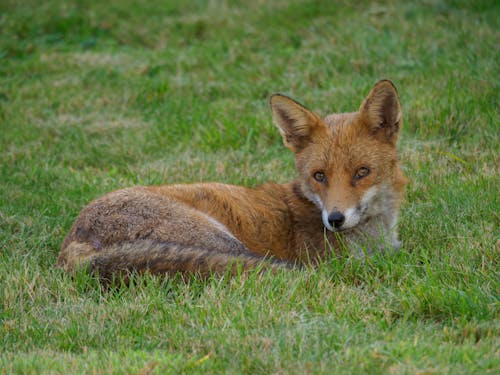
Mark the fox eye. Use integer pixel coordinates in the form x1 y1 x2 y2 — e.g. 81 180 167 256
313 171 326 183
354 167 370 180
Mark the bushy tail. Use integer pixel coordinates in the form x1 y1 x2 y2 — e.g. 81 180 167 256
58 239 290 283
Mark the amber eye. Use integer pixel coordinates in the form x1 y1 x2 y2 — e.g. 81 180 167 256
354 166 370 180
313 171 326 183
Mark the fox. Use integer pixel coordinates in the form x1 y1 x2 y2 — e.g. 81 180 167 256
57 80 408 281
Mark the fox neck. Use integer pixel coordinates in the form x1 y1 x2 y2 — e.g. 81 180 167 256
281 180 401 257
341 210 400 258
337 183 402 257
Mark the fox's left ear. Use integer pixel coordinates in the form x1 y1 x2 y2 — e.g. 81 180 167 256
359 80 402 144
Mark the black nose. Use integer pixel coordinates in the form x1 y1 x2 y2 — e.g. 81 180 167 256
328 211 345 228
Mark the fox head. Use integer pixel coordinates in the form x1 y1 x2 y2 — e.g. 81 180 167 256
270 80 408 234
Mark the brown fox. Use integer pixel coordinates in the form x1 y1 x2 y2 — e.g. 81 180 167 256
57 80 408 281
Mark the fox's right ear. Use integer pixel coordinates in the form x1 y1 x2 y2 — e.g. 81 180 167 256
270 94 323 152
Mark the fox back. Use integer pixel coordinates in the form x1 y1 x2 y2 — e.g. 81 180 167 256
58 80 407 281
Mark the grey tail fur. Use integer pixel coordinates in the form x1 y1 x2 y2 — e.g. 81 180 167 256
61 239 292 283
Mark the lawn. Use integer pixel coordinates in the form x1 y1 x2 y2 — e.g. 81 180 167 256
1 0 498 373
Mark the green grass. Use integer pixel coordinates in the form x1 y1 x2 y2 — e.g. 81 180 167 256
1 0 498 373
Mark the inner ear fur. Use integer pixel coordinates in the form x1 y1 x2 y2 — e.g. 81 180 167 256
359 80 402 143
269 94 324 152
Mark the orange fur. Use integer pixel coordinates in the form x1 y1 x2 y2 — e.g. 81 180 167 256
57 80 408 280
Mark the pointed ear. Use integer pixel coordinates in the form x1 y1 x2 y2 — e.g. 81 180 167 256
359 80 402 144
270 94 323 152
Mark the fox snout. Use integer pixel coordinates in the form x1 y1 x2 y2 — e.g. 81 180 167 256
327 211 345 229
320 186 379 232
321 206 363 232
